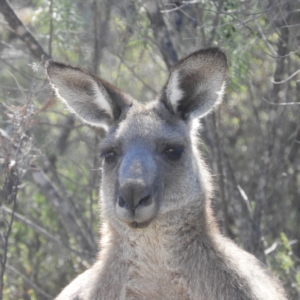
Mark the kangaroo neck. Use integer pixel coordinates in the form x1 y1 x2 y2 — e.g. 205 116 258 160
102 198 219 254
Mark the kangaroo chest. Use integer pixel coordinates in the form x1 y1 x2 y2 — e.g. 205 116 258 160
91 225 211 300
100 229 194 300
90 231 257 300
121 242 191 300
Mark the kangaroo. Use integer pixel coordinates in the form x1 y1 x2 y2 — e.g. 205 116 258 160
46 48 287 300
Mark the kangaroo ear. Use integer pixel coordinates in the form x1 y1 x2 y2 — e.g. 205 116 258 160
46 61 132 130
160 48 227 120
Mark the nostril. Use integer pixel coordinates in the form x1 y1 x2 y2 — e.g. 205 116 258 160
137 195 152 207
118 191 152 211
118 197 126 208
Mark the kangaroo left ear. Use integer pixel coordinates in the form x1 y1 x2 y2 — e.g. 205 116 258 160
160 48 227 120
46 60 132 131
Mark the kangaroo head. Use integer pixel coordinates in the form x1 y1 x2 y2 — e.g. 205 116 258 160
47 48 227 230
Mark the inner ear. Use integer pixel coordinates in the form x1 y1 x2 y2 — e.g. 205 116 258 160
46 61 133 129
160 48 227 121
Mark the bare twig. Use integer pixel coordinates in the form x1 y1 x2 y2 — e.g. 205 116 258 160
48 0 54 57
0 0 50 62
2 206 92 262
0 185 17 300
254 19 277 57
6 264 53 299
0 95 32 299
30 167 96 255
92 0 111 75
43 158 97 251
262 98 300 106
271 68 300 84
207 0 225 46
114 53 158 94
145 0 178 71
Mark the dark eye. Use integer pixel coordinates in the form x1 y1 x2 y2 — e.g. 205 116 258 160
164 146 184 160
101 151 118 163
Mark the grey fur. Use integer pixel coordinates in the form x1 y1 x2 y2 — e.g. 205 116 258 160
47 48 287 300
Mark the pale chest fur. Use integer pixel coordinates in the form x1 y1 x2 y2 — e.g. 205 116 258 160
91 225 193 300
60 222 285 300
121 231 192 300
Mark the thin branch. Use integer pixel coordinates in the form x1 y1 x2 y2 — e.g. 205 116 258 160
161 4 186 13
30 167 95 254
93 0 100 75
262 97 300 106
48 0 54 57
236 185 253 220
114 53 158 94
145 0 178 71
0 96 28 299
271 68 300 84
254 19 278 57
207 0 225 46
8 71 26 100
0 0 50 62
0 186 17 300
6 264 53 299
0 58 33 81
2 206 91 262
43 158 97 251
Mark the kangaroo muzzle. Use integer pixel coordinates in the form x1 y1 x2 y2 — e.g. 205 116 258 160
116 147 159 228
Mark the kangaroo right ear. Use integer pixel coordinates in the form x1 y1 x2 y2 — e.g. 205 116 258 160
46 61 132 130
160 48 227 121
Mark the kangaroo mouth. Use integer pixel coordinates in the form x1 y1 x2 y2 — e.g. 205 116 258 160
129 220 151 229
115 196 159 228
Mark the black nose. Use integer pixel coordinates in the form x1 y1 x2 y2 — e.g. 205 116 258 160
118 182 152 211
116 182 158 226
118 193 152 211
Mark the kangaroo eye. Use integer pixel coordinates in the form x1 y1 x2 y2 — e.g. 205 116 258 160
164 146 184 160
101 151 118 162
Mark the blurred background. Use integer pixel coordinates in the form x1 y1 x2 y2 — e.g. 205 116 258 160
0 0 299 299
